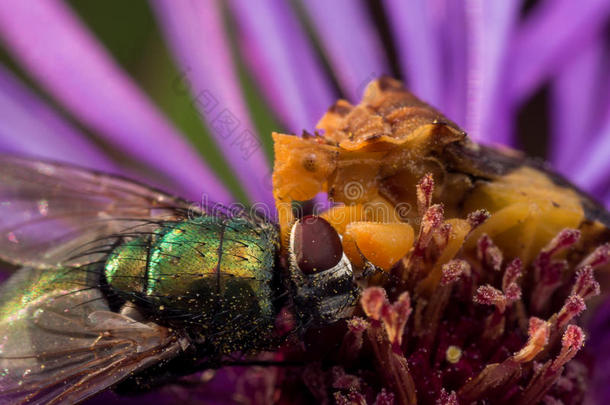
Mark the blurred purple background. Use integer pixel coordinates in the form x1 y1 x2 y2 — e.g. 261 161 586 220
0 1 608 403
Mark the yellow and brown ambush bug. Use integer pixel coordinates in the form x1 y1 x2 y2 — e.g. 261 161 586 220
272 77 610 403
272 76 610 278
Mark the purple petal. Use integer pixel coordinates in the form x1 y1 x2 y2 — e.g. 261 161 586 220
384 0 443 108
300 0 390 103
587 299 610 402
0 65 114 171
571 115 610 198
438 0 468 127
152 0 273 206
507 0 610 104
0 0 231 203
464 0 521 145
228 0 337 134
550 39 605 175
569 62 610 197
591 344 610 402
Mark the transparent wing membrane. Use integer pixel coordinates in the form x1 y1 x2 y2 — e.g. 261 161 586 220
0 155 199 267
0 266 183 405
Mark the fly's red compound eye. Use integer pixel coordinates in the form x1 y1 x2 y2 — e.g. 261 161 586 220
292 215 343 274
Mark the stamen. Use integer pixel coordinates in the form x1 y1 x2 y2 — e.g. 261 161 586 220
531 261 566 313
513 317 550 363
535 229 581 270
502 258 522 291
433 222 452 251
403 202 446 284
380 292 412 348
504 282 522 305
360 287 386 322
474 284 506 313
440 260 470 286
477 234 503 272
419 204 444 249
466 209 490 231
416 173 434 216
361 289 413 349
502 258 523 305
578 243 610 269
556 295 586 329
571 265 600 300
551 325 585 372
531 229 581 314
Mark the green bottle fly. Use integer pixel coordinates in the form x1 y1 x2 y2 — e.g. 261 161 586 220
0 156 358 404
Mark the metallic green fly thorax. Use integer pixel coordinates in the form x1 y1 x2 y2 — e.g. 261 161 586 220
104 215 279 354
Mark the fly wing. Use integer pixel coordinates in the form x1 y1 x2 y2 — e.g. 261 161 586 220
0 155 203 268
0 266 185 405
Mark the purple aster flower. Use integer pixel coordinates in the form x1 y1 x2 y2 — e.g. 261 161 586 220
0 1 608 404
